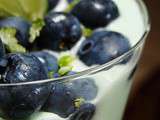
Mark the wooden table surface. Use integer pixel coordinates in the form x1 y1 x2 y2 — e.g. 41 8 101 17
123 0 160 119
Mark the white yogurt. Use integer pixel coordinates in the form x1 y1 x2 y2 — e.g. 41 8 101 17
52 0 145 72
45 0 146 120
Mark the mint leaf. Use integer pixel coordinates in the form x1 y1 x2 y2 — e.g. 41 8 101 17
29 19 45 43
0 0 26 18
48 71 54 79
58 55 75 76
58 55 75 67
17 0 48 21
0 8 12 18
58 66 73 76
0 0 48 22
83 27 93 37
65 0 81 13
0 28 26 53
74 98 85 108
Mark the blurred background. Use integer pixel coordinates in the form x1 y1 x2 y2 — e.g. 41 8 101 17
123 0 160 119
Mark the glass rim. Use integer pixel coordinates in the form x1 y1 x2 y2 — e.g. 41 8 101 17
0 0 151 87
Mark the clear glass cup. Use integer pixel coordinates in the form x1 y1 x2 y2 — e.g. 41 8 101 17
0 0 150 120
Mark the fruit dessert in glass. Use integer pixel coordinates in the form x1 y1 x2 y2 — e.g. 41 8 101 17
0 0 150 120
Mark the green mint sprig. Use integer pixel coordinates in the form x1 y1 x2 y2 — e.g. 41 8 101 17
0 28 26 53
0 0 26 18
74 98 85 108
0 0 48 21
17 0 48 21
0 0 48 43
58 66 73 76
58 55 75 67
29 19 45 43
18 0 47 42
83 27 93 37
58 54 75 76
65 0 81 13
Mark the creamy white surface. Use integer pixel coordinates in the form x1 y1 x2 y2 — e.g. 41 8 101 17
45 0 146 120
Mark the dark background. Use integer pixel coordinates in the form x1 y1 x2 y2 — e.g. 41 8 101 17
123 0 160 120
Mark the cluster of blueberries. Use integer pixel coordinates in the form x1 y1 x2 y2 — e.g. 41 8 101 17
0 0 131 120
0 50 97 119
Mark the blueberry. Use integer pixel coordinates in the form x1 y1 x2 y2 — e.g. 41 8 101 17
7 84 51 119
78 31 131 66
0 85 51 119
70 103 96 120
0 87 12 113
37 12 82 51
48 0 59 10
67 71 77 76
0 39 7 74
0 58 8 75
42 78 97 118
67 0 74 3
0 39 5 59
3 53 48 83
31 51 58 75
42 83 77 118
53 71 76 78
71 0 119 29
0 53 50 119
0 17 31 47
53 73 61 78
67 78 98 101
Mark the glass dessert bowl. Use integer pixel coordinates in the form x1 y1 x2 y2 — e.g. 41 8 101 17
0 0 150 120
